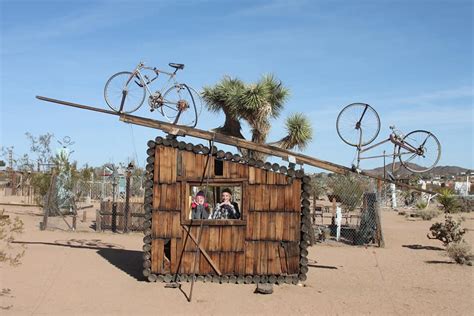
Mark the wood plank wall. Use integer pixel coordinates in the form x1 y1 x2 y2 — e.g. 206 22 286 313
150 144 302 277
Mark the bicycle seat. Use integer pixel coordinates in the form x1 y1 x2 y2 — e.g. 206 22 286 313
169 63 185 70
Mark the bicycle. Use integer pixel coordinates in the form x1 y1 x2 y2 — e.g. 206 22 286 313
336 103 441 174
104 61 201 127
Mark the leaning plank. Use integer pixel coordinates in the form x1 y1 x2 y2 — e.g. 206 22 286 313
181 225 222 276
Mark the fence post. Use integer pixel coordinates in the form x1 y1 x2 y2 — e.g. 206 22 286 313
112 202 117 233
375 188 385 248
41 169 56 231
124 168 131 233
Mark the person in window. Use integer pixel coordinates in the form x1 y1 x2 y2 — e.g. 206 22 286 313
211 188 240 219
191 191 211 219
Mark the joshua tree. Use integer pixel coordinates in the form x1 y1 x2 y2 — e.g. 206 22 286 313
202 75 312 160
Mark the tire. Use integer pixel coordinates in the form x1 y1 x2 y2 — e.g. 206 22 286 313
336 103 381 147
161 83 199 127
398 130 441 173
104 71 146 113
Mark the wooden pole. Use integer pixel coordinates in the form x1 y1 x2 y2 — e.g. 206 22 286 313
36 96 436 195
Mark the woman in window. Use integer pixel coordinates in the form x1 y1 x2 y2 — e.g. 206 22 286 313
211 188 240 219
191 191 211 219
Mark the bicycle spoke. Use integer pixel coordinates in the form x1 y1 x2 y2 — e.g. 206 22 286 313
336 103 380 147
398 130 441 173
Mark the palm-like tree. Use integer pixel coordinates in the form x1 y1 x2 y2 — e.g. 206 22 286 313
202 75 313 160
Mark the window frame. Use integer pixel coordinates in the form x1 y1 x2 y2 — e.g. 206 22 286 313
181 180 246 226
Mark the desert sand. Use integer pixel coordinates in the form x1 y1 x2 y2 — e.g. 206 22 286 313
1 202 473 316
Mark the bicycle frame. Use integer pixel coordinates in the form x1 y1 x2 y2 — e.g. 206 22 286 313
117 62 182 114
133 64 179 98
355 129 422 173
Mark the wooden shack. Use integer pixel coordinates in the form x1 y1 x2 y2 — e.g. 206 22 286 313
142 136 312 285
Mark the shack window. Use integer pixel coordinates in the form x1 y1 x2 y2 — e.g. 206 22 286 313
186 184 243 221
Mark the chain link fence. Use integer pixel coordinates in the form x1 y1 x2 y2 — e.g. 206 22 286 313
309 173 388 246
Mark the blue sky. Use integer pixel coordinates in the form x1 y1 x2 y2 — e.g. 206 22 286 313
1 0 472 172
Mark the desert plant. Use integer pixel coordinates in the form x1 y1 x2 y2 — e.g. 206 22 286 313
427 214 466 245
328 174 368 212
415 200 428 210
309 173 328 202
437 188 460 213
414 208 440 220
30 172 52 205
446 241 473 265
0 215 25 266
202 75 313 160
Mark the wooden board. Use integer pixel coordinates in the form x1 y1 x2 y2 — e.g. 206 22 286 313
267 242 281 275
151 238 164 274
234 252 245 275
158 146 177 184
208 226 221 252
220 226 232 252
244 241 256 275
156 183 181 210
293 180 301 211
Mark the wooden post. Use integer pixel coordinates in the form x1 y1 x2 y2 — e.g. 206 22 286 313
95 209 101 231
124 168 131 233
82 210 87 222
112 202 117 233
72 214 77 230
375 190 385 248
41 169 56 231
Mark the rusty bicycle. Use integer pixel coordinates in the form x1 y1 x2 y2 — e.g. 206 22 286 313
336 103 441 174
104 61 201 127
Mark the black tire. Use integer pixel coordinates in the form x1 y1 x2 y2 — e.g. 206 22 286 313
104 71 146 113
161 83 199 127
336 103 381 146
398 130 441 173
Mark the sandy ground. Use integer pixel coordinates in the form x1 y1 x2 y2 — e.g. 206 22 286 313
1 201 473 316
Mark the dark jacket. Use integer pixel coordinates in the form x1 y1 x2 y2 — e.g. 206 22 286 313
191 202 210 219
211 202 240 219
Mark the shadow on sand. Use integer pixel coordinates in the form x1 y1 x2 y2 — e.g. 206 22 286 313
13 239 145 281
402 244 444 251
425 260 454 265
96 248 145 281
308 264 338 270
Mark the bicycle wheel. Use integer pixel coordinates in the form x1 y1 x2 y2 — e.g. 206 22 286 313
336 103 381 146
104 71 146 113
161 83 198 127
398 130 441 173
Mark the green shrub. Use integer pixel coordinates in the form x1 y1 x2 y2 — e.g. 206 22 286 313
30 172 51 206
328 174 368 212
415 200 428 210
437 188 461 213
446 241 473 265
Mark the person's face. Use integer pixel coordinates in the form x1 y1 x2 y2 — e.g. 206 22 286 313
196 195 205 205
221 192 231 202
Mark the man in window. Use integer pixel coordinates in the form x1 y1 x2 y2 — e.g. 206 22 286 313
211 188 240 219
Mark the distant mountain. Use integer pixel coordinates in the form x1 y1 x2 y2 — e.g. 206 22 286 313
365 163 470 178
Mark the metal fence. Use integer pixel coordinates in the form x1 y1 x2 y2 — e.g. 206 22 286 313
309 173 386 247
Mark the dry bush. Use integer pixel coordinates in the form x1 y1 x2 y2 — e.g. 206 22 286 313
0 215 25 266
414 208 440 221
446 242 473 265
427 215 466 246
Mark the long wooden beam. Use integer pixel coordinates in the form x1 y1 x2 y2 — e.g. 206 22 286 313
36 96 437 194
